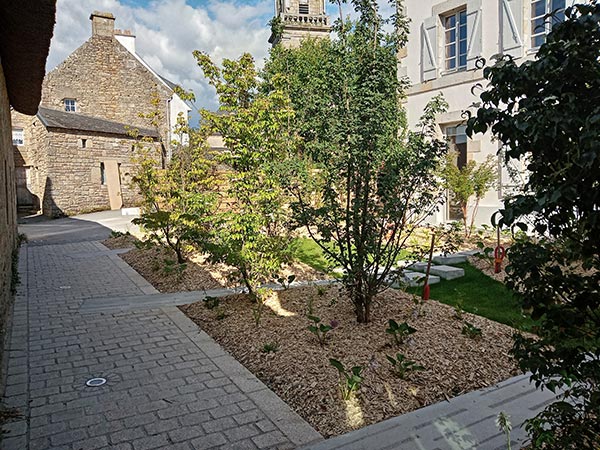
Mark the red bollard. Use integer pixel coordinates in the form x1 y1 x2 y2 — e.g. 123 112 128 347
494 245 506 274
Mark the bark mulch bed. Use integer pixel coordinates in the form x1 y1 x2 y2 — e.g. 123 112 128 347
180 285 520 437
101 234 139 250
101 236 326 293
467 254 509 283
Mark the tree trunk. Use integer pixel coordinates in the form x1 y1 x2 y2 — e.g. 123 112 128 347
352 289 372 323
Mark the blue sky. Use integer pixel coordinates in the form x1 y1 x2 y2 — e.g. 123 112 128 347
48 0 278 117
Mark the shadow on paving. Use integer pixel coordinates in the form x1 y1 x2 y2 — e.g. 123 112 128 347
18 212 117 246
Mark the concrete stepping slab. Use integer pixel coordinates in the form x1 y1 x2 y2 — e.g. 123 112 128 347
456 249 481 256
432 254 468 265
429 265 465 280
390 271 440 288
406 262 429 272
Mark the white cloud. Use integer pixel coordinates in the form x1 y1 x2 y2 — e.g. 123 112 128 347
47 0 274 118
47 0 397 123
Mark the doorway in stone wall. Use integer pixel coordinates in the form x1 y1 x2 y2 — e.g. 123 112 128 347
103 160 123 210
444 125 468 221
15 166 35 212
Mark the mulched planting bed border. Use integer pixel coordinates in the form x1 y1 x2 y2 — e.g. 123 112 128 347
180 285 521 438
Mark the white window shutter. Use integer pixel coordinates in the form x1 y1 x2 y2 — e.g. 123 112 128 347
466 0 482 70
421 16 438 81
500 0 524 58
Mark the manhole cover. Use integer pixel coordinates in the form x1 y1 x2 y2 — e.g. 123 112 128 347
86 377 107 387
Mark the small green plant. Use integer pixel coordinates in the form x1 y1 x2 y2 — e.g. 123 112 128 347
454 299 465 320
316 285 327 296
251 288 270 327
385 319 417 346
496 411 512 450
329 358 363 400
214 308 228 321
386 353 425 379
462 322 482 338
163 258 186 280
306 296 314 316
274 273 296 290
261 342 279 353
307 315 333 346
204 296 220 310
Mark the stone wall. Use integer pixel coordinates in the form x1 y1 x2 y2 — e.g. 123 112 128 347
11 111 50 212
41 129 161 217
41 35 172 144
0 62 18 348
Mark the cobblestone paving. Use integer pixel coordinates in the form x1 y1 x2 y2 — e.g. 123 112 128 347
1 225 321 450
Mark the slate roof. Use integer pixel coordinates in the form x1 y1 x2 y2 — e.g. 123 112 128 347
159 75 178 92
37 107 159 138
0 0 56 114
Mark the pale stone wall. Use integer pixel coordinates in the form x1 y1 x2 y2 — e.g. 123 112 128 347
0 61 17 341
41 36 172 144
40 129 160 217
11 111 50 211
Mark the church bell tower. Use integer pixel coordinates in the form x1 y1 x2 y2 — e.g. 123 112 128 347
268 0 331 48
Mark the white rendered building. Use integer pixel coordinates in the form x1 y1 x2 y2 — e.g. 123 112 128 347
401 0 572 226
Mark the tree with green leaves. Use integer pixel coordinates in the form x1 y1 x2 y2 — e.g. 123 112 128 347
467 3 600 448
131 116 218 264
264 0 448 323
195 52 297 297
441 153 497 237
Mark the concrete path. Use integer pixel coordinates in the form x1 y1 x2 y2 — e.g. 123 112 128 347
1 213 321 450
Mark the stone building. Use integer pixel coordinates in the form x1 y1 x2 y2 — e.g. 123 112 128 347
12 11 190 217
0 0 55 357
12 107 160 217
268 0 331 47
401 0 573 226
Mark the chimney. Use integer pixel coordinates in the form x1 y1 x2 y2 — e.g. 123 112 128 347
115 29 136 54
90 11 115 37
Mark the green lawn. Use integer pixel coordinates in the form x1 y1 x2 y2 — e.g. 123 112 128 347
292 237 412 274
407 262 536 332
292 237 334 274
294 238 534 331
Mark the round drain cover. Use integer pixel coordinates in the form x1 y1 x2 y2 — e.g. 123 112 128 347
86 377 107 387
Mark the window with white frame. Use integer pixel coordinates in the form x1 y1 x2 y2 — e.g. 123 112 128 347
12 128 24 146
444 9 468 72
531 0 566 48
64 98 77 112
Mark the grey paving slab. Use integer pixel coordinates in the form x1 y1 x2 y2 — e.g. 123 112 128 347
1 215 322 450
79 279 337 314
300 373 557 450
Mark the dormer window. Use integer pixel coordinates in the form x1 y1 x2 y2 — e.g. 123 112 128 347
299 0 309 15
65 98 77 112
